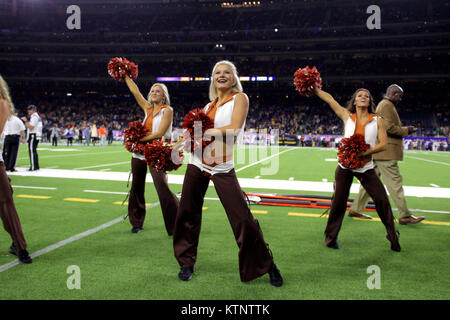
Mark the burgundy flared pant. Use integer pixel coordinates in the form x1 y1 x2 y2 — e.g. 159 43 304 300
173 164 273 282
128 157 179 235
0 162 27 251
325 166 397 245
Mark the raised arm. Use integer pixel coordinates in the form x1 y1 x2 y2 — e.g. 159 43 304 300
314 88 350 122
205 92 249 137
124 75 150 111
140 107 173 142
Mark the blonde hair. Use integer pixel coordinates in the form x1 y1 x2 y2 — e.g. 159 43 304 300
147 83 171 108
209 60 243 101
0 75 14 116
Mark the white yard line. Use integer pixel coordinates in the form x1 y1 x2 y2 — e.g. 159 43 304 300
17 150 124 161
430 184 440 188
84 189 128 195
7 168 450 199
74 161 130 170
11 185 57 190
405 156 450 166
235 148 296 172
0 202 160 273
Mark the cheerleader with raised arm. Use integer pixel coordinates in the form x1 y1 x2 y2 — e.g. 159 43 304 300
124 75 179 235
314 87 401 252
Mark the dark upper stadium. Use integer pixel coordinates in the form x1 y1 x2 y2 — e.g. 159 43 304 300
0 0 448 142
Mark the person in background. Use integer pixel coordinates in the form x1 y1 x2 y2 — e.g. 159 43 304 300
90 121 98 146
98 124 107 146
50 123 59 147
2 111 25 172
21 104 42 171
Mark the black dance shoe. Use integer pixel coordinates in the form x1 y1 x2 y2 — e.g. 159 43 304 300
268 262 283 287
178 267 194 281
131 226 143 233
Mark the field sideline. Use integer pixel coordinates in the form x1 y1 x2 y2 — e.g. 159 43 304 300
0 143 449 300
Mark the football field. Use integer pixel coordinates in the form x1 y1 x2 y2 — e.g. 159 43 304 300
1 143 449 300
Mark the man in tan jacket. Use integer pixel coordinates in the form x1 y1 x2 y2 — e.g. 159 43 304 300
348 84 425 224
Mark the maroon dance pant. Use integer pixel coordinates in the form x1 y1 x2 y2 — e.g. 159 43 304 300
128 157 179 235
0 162 27 251
325 166 397 245
173 164 273 282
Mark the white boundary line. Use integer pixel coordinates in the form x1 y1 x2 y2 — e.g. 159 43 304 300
84 189 128 195
235 148 296 172
74 161 130 170
7 168 450 199
17 150 124 161
0 202 160 273
11 185 57 190
405 156 450 166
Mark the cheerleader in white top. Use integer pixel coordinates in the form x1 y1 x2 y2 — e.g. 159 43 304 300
314 87 400 252
124 75 179 235
173 61 283 286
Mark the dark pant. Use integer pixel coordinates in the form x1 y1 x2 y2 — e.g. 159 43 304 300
27 133 39 170
2 135 20 171
173 164 273 282
0 162 27 251
128 157 179 235
52 136 58 146
325 166 397 245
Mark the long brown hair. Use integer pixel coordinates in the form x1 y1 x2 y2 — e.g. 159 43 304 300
345 88 376 114
0 75 14 116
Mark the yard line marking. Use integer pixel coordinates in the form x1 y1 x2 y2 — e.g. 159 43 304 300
99 168 112 171
16 195 52 199
113 201 152 206
325 158 338 162
74 161 130 170
17 150 124 161
255 176 261 179
289 177 294 181
235 148 296 173
288 212 328 218
405 156 450 166
421 220 450 226
64 198 100 203
12 185 57 190
406 208 450 214
288 212 450 226
322 179 328 182
0 203 161 273
84 190 128 195
251 210 268 214
430 184 440 188
7 168 450 199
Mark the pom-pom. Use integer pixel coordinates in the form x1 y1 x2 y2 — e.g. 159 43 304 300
337 134 371 169
123 121 148 153
293 66 322 97
143 140 183 172
107 57 138 82
181 108 215 153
